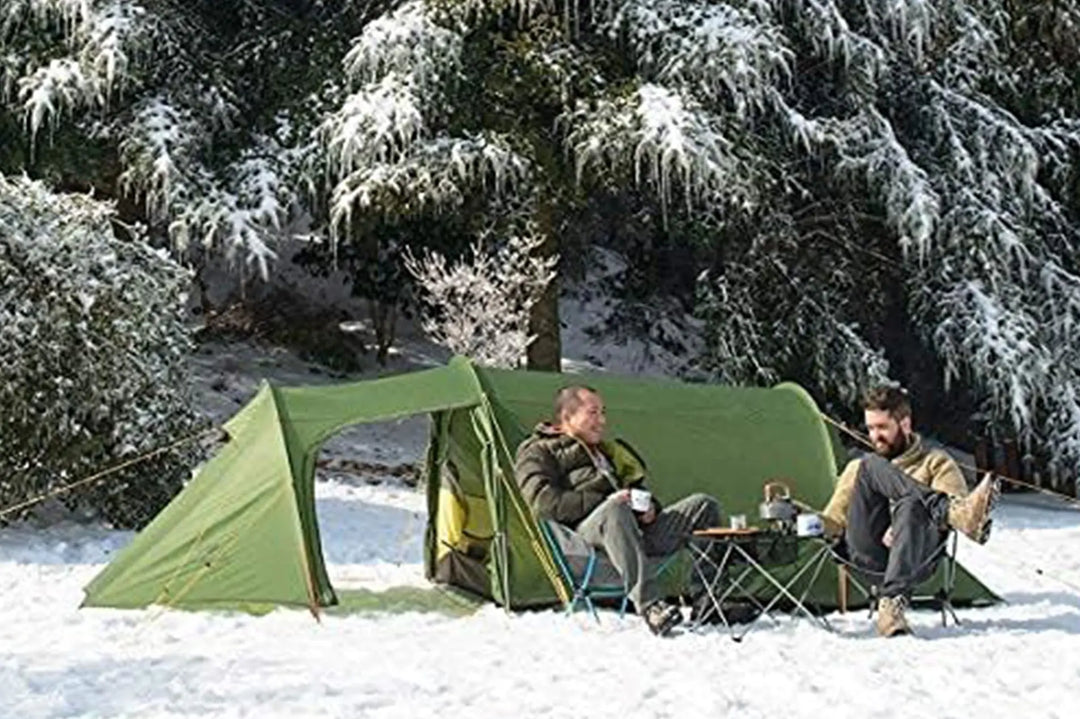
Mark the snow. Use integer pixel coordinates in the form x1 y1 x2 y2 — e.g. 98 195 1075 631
565 84 759 226
18 57 93 149
2 336 1080 716
406 231 556 368
342 0 461 90
3 473 1080 718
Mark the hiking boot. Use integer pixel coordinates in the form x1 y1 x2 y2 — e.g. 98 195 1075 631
643 600 683 637
876 595 910 638
947 472 1001 543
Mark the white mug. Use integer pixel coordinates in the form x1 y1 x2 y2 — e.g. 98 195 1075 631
629 489 652 512
796 513 824 537
729 514 748 530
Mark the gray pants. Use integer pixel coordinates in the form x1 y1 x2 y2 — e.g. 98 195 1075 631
577 493 720 611
845 455 951 598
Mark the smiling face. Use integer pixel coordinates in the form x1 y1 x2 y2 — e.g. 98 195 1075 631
864 408 912 459
560 389 607 446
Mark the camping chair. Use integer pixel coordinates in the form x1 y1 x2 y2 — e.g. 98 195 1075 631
824 530 961 627
538 520 680 622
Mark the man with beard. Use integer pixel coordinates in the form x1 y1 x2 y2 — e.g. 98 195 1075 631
822 386 999 637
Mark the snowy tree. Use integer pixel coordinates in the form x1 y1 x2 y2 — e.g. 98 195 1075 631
5 0 1080 485
0 1 358 275
405 220 557 367
0 174 198 527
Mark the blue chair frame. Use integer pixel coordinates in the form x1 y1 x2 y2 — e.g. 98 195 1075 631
538 520 680 621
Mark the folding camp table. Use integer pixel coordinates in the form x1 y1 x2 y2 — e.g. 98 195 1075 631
687 527 832 641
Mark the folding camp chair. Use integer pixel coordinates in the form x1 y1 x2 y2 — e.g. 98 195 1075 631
822 530 961 627
538 520 680 621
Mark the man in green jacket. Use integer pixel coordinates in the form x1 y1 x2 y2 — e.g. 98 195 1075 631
822 386 999 637
514 385 720 636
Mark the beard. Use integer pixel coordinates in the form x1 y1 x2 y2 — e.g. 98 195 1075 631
874 432 909 460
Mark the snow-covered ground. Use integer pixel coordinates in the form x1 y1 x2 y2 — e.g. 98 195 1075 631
4 342 1080 718
2 475 1080 719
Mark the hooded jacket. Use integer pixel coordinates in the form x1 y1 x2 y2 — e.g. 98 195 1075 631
514 423 652 527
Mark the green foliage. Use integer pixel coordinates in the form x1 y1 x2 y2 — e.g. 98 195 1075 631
0 174 198 528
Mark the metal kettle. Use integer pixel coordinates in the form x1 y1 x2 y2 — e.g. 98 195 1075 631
759 480 798 527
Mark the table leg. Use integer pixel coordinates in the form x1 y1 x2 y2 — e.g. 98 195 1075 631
730 543 833 641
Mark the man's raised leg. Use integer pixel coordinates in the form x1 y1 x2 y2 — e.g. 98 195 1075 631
643 493 721 557
845 455 949 568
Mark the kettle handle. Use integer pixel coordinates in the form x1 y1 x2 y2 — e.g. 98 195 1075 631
763 480 791 502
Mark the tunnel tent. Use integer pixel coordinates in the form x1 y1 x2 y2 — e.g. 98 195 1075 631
82 357 997 614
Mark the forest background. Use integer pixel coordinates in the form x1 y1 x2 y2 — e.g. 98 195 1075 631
2 0 1079 525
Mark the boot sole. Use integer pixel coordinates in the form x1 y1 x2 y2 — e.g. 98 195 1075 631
973 478 1002 544
972 479 1002 539
958 476 1001 544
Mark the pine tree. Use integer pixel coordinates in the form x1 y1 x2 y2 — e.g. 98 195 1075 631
4 0 1080 484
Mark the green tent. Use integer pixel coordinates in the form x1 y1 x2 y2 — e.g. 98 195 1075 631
83 357 997 614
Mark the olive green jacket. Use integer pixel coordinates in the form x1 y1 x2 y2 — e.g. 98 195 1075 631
514 424 652 527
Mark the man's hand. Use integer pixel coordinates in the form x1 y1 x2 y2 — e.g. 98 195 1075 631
638 506 656 525
882 525 894 548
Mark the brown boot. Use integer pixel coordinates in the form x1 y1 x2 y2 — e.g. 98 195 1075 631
947 473 1000 543
876 595 911 637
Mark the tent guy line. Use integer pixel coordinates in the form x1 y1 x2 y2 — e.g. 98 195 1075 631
0 425 223 521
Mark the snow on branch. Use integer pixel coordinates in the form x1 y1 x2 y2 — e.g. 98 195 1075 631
319 73 427 178
565 83 762 224
1 53 22 104
118 96 196 223
118 97 295 274
611 0 793 119
830 108 941 260
319 0 485 242
1 0 94 34
405 226 557 368
696 268 780 386
17 59 96 151
923 279 1048 431
168 146 295 277
80 0 146 104
329 134 531 237
760 0 885 84
343 0 462 89
697 256 889 403
9 0 150 150
0 172 196 528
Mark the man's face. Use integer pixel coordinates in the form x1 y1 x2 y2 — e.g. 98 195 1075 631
864 409 912 459
561 390 607 446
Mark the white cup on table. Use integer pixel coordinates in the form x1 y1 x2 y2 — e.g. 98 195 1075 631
629 488 652 512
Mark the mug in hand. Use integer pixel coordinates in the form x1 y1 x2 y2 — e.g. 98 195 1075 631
629 488 652 513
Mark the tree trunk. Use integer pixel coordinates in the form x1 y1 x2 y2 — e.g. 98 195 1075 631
527 271 561 371
527 200 562 371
